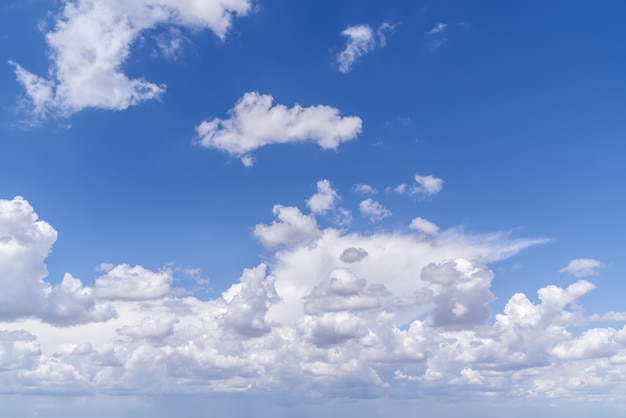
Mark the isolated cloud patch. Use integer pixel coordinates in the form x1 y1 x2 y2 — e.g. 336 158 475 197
559 258 605 277
195 92 362 165
10 0 252 119
354 183 377 195
390 173 444 197
414 173 444 196
336 23 397 73
359 198 391 222
340 247 368 263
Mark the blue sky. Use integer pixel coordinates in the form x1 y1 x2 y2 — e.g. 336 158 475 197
1 0 626 416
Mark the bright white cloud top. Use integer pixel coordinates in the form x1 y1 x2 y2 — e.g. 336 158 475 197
195 92 363 165
10 0 252 119
3 193 626 405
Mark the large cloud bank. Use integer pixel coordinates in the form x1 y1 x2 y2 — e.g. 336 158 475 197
2 191 626 402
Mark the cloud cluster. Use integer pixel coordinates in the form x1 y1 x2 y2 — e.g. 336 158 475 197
195 92 363 165
8 193 625 402
10 0 252 119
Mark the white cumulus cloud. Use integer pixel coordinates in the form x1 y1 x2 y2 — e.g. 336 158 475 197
195 92 362 165
10 0 252 120
4 193 626 405
413 173 444 196
306 180 340 214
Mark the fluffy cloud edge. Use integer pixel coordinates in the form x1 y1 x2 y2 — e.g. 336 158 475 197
11 0 253 120
3 193 625 403
195 92 362 165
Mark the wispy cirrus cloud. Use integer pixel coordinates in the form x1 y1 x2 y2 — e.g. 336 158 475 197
428 22 447 35
336 22 398 73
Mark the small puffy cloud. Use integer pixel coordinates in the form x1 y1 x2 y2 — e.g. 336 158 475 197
11 0 252 120
359 198 391 222
409 217 439 236
306 180 339 214
253 205 321 249
336 23 396 73
94 264 173 300
354 183 377 194
389 174 443 197
413 173 444 196
8 193 626 403
340 247 368 263
195 92 362 165
559 258 605 277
